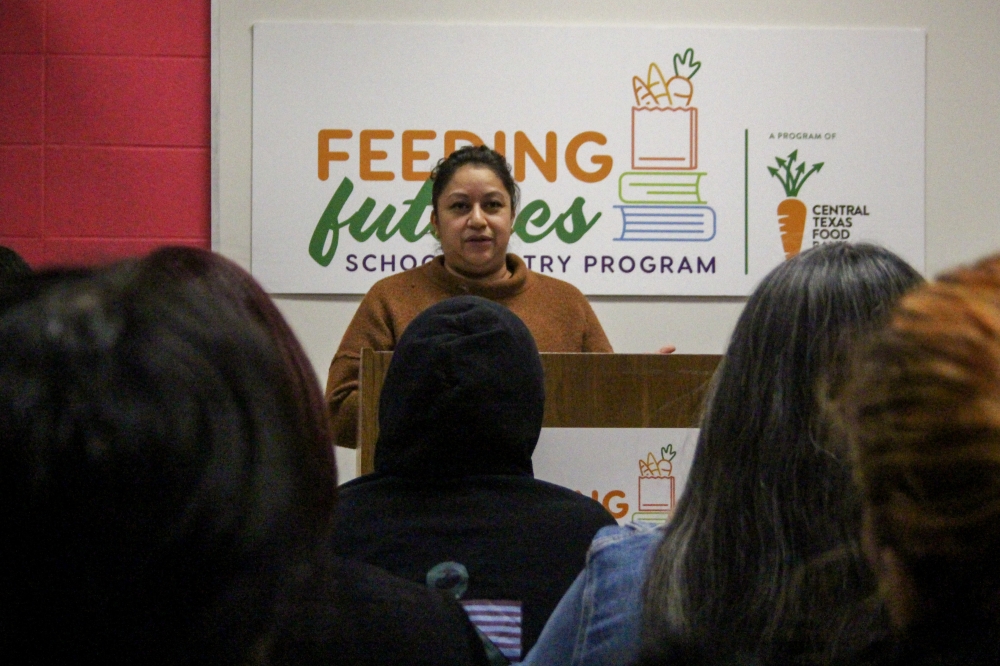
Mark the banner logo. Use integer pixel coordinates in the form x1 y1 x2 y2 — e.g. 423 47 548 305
615 49 716 243
633 445 678 524
767 150 824 259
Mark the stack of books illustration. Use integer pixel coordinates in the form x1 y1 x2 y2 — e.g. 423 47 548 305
616 52 716 243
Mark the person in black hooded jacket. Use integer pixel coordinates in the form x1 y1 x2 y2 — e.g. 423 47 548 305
330 295 617 662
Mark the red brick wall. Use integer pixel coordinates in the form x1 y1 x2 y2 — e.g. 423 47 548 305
0 0 210 268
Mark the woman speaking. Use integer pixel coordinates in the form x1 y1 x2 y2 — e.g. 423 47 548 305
326 145 613 449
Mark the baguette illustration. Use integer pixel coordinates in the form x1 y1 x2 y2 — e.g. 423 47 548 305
633 76 659 108
647 63 671 104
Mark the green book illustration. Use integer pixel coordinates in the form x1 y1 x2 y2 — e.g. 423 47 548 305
619 171 707 204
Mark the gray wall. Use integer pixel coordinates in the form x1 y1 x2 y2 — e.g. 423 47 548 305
214 0 1000 480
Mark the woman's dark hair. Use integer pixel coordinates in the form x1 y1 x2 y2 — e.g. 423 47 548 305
141 246 334 471
641 242 922 665
430 144 520 215
0 259 336 663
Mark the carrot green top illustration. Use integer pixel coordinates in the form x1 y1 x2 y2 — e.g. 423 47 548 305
767 150 824 197
633 48 701 108
770 150 825 260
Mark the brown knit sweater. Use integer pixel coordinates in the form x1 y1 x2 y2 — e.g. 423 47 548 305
325 254 612 449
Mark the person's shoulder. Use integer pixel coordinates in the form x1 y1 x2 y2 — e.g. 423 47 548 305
588 523 664 561
486 475 593 497
352 261 448 328
325 555 441 607
505 254 581 297
336 471 389 492
283 555 488 665
521 271 600 325
329 557 484 653
333 474 421 514
463 475 604 505
526 270 588 299
511 477 618 522
365 260 437 295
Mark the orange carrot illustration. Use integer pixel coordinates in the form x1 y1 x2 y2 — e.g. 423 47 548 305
665 76 693 107
665 49 699 106
777 199 807 260
768 150 824 260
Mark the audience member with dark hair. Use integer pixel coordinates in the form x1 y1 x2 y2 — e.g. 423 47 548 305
141 246 334 468
836 253 1000 665
326 145 612 449
639 243 922 666
0 254 489 665
330 295 617 662
0 245 31 283
524 243 922 666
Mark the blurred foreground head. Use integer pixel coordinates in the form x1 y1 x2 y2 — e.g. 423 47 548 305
0 245 32 284
141 246 335 470
840 253 1000 636
375 295 544 478
642 242 922 664
0 255 335 663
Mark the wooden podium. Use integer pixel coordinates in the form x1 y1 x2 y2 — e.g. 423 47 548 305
356 350 721 476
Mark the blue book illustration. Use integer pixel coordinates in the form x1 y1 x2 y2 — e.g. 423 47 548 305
614 205 717 242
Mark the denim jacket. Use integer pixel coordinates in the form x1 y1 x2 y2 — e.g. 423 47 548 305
521 523 664 666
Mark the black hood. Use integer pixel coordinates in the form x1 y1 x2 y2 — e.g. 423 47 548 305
374 296 544 478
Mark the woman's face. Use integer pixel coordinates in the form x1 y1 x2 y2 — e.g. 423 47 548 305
431 165 514 282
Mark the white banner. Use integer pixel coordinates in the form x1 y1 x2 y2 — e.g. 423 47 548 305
252 24 924 295
533 428 699 526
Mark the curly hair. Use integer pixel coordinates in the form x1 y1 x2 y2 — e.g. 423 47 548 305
840 253 1000 629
